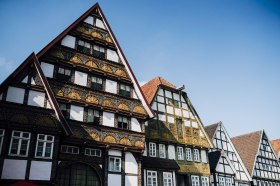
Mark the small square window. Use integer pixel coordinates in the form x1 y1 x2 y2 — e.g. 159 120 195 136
109 156 121 172
91 77 103 91
119 84 131 97
118 116 128 130
93 45 105 58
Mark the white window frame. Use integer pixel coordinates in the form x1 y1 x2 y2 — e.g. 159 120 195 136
191 175 200 186
201 177 209 186
219 177 225 186
35 134 54 159
0 129 4 155
163 172 173 186
186 148 192 161
159 144 166 158
177 147 184 160
109 156 121 172
61 145 79 154
149 142 156 157
84 148 101 157
9 130 31 157
225 178 232 186
147 170 157 186
193 149 200 162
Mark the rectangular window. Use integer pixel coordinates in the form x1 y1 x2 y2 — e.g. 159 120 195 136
91 76 103 91
59 103 67 117
109 156 121 172
9 131 31 156
0 129 5 154
219 177 225 186
177 147 184 160
225 178 231 186
149 142 156 157
77 40 91 54
119 84 131 97
159 144 166 158
84 148 101 157
191 175 200 186
118 116 128 129
87 109 100 124
147 171 157 186
57 67 71 82
163 172 173 186
186 148 192 161
201 177 209 186
93 45 105 58
194 149 200 162
35 134 54 159
61 145 79 154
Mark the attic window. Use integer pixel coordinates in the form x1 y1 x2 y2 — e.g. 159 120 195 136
57 67 71 82
93 45 105 58
91 76 103 91
117 116 128 130
77 40 91 54
119 84 131 97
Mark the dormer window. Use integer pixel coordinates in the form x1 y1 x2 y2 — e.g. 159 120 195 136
117 116 128 130
77 40 91 54
57 67 71 82
87 109 100 124
91 76 103 91
93 45 105 58
119 84 131 97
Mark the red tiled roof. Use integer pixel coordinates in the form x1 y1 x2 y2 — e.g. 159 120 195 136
231 131 262 175
141 76 176 104
205 123 219 139
271 139 280 156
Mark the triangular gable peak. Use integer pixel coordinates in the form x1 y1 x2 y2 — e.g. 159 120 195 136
37 3 154 118
209 151 237 175
0 53 72 135
206 122 252 182
142 76 213 148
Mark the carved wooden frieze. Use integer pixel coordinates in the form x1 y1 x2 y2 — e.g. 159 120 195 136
177 161 210 175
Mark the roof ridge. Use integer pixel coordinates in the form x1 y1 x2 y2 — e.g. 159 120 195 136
231 130 262 139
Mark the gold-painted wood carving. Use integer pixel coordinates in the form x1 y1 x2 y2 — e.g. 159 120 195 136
68 92 81 100
106 36 113 43
119 138 132 146
118 103 129 111
133 105 146 115
92 31 102 39
70 55 83 64
90 132 100 141
56 89 64 96
103 135 116 144
134 141 144 148
86 95 99 105
115 69 127 77
85 60 98 68
102 99 116 108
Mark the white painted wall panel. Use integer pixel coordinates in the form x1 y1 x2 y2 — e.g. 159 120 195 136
168 145 175 160
125 152 138 174
125 175 138 186
109 150 122 156
74 71 88 86
165 90 172 98
192 121 198 128
132 90 138 99
46 100 52 109
41 62 54 78
216 162 224 172
157 96 165 103
70 105 84 121
167 116 174 124
84 16 93 25
31 77 36 85
22 76 28 83
131 118 141 132
96 18 106 29
183 110 189 118
158 114 166 122
158 103 165 112
184 119 191 127
28 90 45 107
151 102 157 110
102 112 115 127
61 35 76 49
105 79 117 94
108 174 121 186
107 49 119 62
175 108 181 116
166 106 173 114
1 159 27 179
6 86 25 104
158 89 164 96
173 93 180 100
29 161 52 180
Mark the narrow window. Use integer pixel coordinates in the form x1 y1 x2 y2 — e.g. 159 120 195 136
0 129 5 155
201 177 209 186
159 144 166 158
9 131 31 157
186 148 193 161
87 109 100 124
59 103 67 117
225 178 232 186
35 134 54 159
191 175 200 186
91 76 103 91
61 145 79 154
109 156 121 172
194 149 200 162
57 67 71 82
177 147 184 160
119 84 131 97
93 45 105 58
219 177 225 186
77 40 91 54
147 171 157 186
84 148 101 157
149 142 156 157
163 172 173 186
117 116 128 129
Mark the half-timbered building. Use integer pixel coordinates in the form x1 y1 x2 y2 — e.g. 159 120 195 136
141 77 213 186
205 122 252 186
0 3 154 186
232 131 280 186
271 139 280 162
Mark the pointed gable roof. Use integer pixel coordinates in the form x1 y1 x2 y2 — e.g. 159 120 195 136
205 122 220 139
231 130 262 175
271 139 280 157
0 53 72 135
141 76 176 104
36 3 154 118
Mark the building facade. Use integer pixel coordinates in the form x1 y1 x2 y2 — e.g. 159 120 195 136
232 131 280 186
205 122 252 186
141 77 213 186
0 3 154 186
271 139 280 162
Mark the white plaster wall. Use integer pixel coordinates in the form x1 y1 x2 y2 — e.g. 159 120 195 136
201 150 207 163
107 49 119 62
225 164 234 174
27 90 45 107
96 18 106 29
166 106 173 114
132 90 138 99
31 77 36 85
70 105 84 121
109 150 122 156
151 102 157 110
1 159 27 179
158 103 165 112
41 62 54 78
6 86 25 104
125 175 138 186
143 143 147 156
168 145 175 160
125 152 138 174
102 112 115 127
165 90 172 98
108 174 121 186
216 162 224 172
74 71 88 86
29 161 52 180
184 119 191 127
183 110 189 118
192 121 198 128
46 100 52 109
173 93 180 100
22 76 28 83
158 89 164 96
84 16 93 25
61 35 76 49
131 118 141 132
167 116 174 124
182 103 188 109
175 108 181 116
105 79 117 94
157 96 165 103
158 114 166 122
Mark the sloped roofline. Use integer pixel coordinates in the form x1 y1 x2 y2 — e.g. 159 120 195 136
36 3 155 118
0 53 72 136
